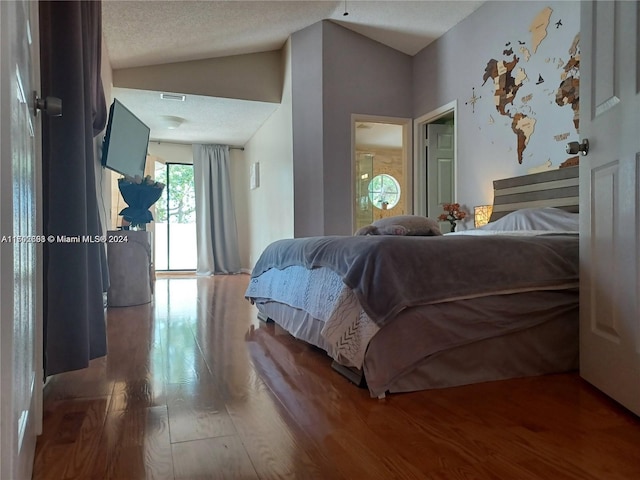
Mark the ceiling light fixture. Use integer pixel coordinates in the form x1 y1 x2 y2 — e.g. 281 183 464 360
158 115 184 129
343 0 349 16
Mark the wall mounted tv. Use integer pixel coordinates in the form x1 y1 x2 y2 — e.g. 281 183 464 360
101 99 150 179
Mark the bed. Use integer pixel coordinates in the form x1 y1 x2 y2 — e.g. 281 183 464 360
245 166 580 398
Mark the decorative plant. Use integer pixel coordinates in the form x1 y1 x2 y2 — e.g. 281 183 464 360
118 175 165 230
438 203 467 232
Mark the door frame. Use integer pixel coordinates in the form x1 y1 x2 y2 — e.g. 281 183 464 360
350 114 412 232
413 100 457 217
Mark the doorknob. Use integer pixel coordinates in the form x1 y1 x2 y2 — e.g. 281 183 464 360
566 138 589 156
33 92 62 117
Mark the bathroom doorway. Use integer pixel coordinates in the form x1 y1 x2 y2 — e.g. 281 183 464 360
352 115 412 233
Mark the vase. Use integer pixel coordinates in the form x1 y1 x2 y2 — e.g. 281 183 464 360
450 222 456 233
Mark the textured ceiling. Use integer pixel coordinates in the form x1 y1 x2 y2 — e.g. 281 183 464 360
112 87 280 146
101 0 484 145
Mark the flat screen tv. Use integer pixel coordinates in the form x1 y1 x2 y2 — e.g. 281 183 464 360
101 99 150 178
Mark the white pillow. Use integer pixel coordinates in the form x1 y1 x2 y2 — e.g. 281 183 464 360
478 207 579 232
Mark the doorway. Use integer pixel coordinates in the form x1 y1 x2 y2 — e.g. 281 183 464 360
154 162 197 271
352 116 412 233
413 101 457 231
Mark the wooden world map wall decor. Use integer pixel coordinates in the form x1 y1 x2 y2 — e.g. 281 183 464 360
469 6 580 165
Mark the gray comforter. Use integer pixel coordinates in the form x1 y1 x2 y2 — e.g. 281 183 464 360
250 234 579 327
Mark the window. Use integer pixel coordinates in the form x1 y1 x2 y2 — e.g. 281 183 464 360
154 162 197 270
368 174 401 210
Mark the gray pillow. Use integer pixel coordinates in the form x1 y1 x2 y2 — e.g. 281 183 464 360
355 215 442 236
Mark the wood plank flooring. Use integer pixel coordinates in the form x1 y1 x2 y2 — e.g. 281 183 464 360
33 274 640 479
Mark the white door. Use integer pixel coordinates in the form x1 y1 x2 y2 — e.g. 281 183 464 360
0 1 43 478
427 123 454 231
580 0 640 416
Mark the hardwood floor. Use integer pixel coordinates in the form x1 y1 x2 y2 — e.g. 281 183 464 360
33 274 640 479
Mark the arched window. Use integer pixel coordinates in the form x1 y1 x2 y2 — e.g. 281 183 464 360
368 174 401 210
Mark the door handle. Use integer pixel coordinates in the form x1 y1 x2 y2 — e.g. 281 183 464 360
566 138 589 156
33 92 62 117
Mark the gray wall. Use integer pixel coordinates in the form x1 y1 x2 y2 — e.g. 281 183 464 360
292 21 413 237
412 1 581 214
291 22 325 237
322 21 413 235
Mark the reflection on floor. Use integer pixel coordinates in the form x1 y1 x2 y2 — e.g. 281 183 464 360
33 275 640 479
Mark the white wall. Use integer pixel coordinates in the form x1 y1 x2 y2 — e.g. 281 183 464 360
413 1 581 222
147 142 193 164
238 39 294 270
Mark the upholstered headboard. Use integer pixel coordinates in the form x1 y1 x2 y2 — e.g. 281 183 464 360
490 166 579 222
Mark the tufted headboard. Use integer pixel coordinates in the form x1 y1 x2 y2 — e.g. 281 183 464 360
490 166 579 222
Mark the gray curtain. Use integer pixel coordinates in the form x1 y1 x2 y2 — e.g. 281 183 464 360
193 145 241 274
40 1 109 375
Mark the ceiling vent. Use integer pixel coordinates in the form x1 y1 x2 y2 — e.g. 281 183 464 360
160 93 186 101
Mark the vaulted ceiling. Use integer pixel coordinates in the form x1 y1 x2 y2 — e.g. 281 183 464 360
101 1 484 145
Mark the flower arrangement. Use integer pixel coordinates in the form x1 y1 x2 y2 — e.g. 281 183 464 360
438 203 467 232
118 175 165 230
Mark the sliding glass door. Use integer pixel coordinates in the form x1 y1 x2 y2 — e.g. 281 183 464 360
154 162 197 271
